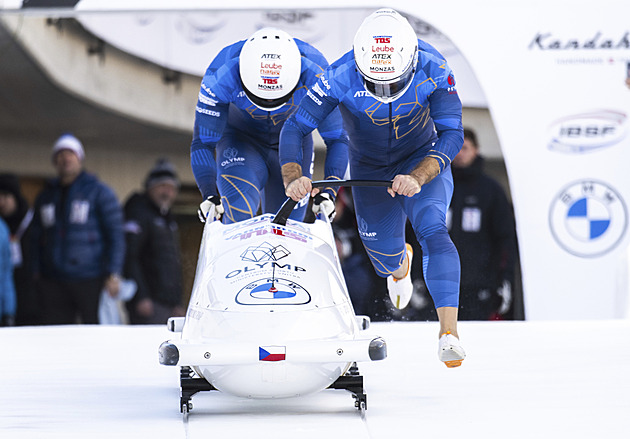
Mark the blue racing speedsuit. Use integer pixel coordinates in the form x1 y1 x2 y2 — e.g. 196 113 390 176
190 38 348 223
280 40 463 308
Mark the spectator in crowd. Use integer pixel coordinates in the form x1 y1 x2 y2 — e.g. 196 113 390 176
123 159 185 324
191 27 347 225
30 133 125 324
0 217 16 326
448 127 518 320
281 9 466 367
0 174 39 325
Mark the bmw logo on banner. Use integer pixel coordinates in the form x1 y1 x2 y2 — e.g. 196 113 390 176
549 180 627 258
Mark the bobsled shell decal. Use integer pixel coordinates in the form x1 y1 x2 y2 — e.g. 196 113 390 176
236 278 311 305
240 241 290 263
224 224 313 244
221 214 273 236
259 346 286 361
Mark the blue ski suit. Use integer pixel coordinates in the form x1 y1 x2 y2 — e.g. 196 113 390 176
0 218 16 321
280 41 463 308
190 38 348 223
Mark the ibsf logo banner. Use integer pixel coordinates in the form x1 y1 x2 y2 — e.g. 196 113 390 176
547 110 627 154
549 180 627 257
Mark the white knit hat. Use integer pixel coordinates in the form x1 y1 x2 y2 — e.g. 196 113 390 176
52 133 85 162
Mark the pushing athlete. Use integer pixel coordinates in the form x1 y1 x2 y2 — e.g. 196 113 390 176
280 9 466 367
191 28 348 224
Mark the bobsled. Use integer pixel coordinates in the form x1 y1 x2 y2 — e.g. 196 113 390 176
159 180 390 413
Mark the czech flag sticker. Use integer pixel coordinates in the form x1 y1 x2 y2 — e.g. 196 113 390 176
259 346 286 361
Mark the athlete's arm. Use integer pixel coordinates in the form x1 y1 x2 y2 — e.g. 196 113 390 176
424 68 464 175
315 106 349 199
279 72 341 201
390 60 463 198
190 100 229 200
190 45 240 200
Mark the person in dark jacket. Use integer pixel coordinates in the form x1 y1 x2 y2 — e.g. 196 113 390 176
31 134 124 324
123 159 185 324
0 173 39 325
448 128 517 320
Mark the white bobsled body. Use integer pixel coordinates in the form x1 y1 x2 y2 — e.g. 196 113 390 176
161 213 386 400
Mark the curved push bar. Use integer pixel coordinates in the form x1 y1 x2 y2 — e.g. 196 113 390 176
272 179 392 226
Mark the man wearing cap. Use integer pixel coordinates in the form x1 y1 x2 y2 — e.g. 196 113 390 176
123 159 185 324
30 133 125 324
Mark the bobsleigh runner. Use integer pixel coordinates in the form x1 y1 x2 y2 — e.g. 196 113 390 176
159 180 390 414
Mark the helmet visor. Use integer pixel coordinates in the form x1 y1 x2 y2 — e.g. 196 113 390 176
362 65 415 101
242 82 296 111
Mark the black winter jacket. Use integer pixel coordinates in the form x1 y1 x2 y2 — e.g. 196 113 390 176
448 156 517 291
123 193 182 307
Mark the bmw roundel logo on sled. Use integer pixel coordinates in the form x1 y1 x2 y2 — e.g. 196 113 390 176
549 180 627 257
236 278 311 305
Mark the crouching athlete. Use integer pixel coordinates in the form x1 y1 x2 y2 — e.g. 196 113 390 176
191 27 348 224
279 9 466 367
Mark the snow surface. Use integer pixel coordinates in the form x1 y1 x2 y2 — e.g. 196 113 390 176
1 320 629 438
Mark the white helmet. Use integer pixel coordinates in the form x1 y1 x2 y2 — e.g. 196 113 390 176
353 9 418 103
239 28 302 111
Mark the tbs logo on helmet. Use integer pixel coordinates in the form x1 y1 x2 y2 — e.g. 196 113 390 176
374 36 391 44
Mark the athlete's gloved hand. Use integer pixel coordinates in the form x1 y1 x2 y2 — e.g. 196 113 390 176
312 193 336 220
496 280 512 315
198 195 224 223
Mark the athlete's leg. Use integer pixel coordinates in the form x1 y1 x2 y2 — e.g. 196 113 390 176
216 132 267 224
402 168 461 337
352 185 407 277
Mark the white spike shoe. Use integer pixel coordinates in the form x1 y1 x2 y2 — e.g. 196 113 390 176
438 331 466 368
386 243 413 309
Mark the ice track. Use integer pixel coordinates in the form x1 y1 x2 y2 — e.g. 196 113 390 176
1 321 629 438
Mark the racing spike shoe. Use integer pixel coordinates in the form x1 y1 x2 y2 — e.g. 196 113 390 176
438 331 466 368
386 243 413 309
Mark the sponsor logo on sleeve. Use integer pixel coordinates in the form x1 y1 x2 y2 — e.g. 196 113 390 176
307 89 322 106
196 106 220 117
198 92 218 106
447 73 457 94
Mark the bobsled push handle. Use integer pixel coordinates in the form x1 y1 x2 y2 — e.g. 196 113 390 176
272 179 393 226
